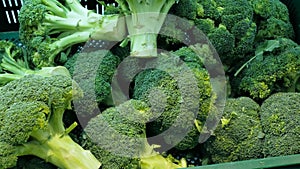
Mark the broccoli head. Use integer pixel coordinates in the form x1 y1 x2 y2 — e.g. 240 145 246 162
132 47 215 150
235 38 300 100
0 75 100 169
64 49 120 119
204 97 264 164
260 92 300 157
83 99 187 169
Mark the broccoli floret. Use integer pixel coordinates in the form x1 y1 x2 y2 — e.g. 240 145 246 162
64 50 120 119
115 0 177 57
83 99 187 169
0 40 71 86
249 0 290 21
197 0 221 20
19 0 125 67
132 47 214 150
235 38 300 100
0 75 100 169
256 17 295 41
158 15 194 50
194 18 215 35
204 97 264 164
218 0 253 31
260 92 300 157
207 24 235 56
169 0 201 20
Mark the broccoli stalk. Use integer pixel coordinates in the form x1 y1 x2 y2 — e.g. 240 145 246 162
116 0 177 57
19 0 125 41
0 40 70 86
0 75 101 169
15 123 101 169
19 0 125 67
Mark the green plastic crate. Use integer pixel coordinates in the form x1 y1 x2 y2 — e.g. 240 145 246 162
1 0 300 169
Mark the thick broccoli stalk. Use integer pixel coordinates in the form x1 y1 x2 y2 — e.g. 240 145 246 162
19 0 125 67
204 97 264 164
0 75 100 169
260 92 300 157
83 100 187 169
0 40 70 86
116 0 177 57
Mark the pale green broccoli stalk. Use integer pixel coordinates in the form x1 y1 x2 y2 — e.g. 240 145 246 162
19 0 125 67
0 40 70 86
0 75 100 169
260 92 300 157
116 0 177 57
83 99 187 169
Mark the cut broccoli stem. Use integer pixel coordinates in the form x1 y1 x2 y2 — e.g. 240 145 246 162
116 0 177 57
130 33 158 57
18 133 101 169
0 74 23 85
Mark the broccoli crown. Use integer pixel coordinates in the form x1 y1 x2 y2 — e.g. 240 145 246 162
64 50 120 118
132 47 214 150
204 97 264 164
207 24 235 55
0 75 101 169
80 132 140 169
237 38 300 100
256 17 295 41
260 92 300 157
169 0 200 20
170 0 295 72
84 99 186 169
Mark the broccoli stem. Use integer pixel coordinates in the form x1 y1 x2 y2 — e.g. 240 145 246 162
0 74 23 85
140 154 184 169
18 134 101 169
116 0 177 57
130 33 158 57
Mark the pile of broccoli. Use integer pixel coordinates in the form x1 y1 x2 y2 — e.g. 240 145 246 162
0 0 300 168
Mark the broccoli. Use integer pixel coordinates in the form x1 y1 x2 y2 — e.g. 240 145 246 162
260 92 300 157
235 38 300 100
132 47 214 150
256 17 295 41
204 97 264 164
115 0 177 57
207 24 235 56
249 0 290 21
169 0 201 20
83 99 187 169
0 40 71 86
0 75 101 169
19 0 125 67
169 0 295 73
64 49 121 119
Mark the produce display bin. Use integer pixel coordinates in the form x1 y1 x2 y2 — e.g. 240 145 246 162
1 0 300 169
